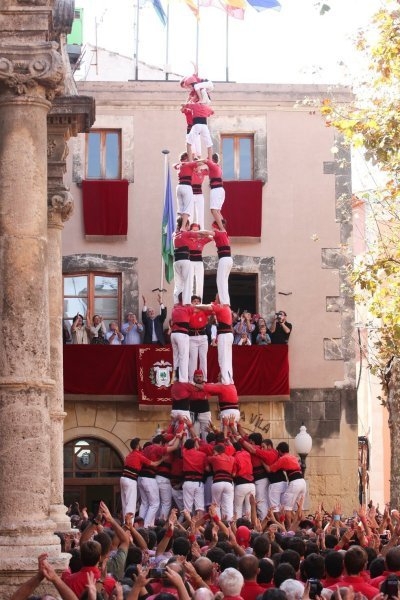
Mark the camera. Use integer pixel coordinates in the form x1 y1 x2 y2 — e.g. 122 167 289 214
149 567 166 579
308 579 323 599
381 575 399 598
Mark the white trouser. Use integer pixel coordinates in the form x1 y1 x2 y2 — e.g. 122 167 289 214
170 409 191 421
176 184 193 216
120 477 138 518
171 332 190 382
268 481 288 512
234 482 256 518
210 187 225 211
217 332 234 384
255 478 270 519
204 475 213 507
187 131 201 158
194 80 213 104
217 256 233 306
171 487 184 512
220 408 240 427
193 194 205 229
189 334 208 381
155 475 172 520
138 477 160 527
187 124 213 150
173 259 192 306
191 411 212 440
212 481 234 521
282 478 307 511
183 481 205 513
190 260 204 301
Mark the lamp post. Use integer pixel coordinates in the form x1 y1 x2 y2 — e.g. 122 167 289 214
294 424 312 476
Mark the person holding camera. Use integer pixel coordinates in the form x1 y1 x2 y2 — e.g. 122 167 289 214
268 310 292 344
106 321 124 345
234 310 254 345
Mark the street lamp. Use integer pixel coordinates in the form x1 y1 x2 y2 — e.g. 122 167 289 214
294 424 312 476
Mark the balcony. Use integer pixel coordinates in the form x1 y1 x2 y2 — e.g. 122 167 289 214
63 344 289 408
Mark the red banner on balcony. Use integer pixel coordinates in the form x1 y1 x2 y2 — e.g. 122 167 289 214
223 180 263 237
63 345 289 407
82 179 129 237
137 345 175 410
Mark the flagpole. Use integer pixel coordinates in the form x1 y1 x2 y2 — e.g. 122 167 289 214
134 0 140 80
195 0 199 68
165 3 170 80
161 149 170 293
225 10 229 82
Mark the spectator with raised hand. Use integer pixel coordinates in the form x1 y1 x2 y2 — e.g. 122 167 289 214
11 553 79 600
89 314 108 345
142 293 167 345
79 499 130 582
106 320 124 345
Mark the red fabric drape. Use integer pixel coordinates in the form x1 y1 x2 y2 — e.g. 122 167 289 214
63 345 289 404
223 180 263 237
82 179 129 236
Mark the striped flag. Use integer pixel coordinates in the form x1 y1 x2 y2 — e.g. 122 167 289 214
151 0 167 25
161 166 175 284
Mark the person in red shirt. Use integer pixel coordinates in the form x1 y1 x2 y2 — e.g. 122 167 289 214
182 437 208 516
138 434 179 527
232 442 255 518
204 154 225 232
185 102 214 161
207 443 235 521
171 295 196 383
170 448 184 512
190 369 212 439
198 297 234 385
174 153 198 231
62 540 116 598
191 163 208 229
201 380 240 426
212 221 232 306
180 72 214 105
340 546 382 600
120 437 162 519
189 294 211 381
265 441 305 528
239 555 266 600
238 429 279 520
370 545 400 589
189 224 212 302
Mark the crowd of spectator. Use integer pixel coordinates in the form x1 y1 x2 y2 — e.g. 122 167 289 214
64 302 292 348
13 497 400 600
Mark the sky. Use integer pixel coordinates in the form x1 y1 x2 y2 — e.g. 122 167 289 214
75 0 384 84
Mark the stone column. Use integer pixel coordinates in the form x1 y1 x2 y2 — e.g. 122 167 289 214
47 97 94 531
0 3 68 594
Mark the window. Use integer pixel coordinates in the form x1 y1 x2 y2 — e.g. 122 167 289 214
221 134 254 180
64 438 123 479
63 273 121 332
86 129 121 179
203 272 258 313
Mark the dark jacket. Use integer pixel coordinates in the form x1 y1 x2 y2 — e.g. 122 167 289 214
142 306 167 344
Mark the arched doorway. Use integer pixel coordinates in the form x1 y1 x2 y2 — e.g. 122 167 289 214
64 437 123 515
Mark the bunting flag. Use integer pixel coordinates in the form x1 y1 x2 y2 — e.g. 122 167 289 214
199 0 245 19
181 0 200 18
246 0 281 11
150 0 167 24
161 165 175 284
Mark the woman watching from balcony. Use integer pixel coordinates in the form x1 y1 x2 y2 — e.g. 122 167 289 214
89 314 108 345
70 313 90 345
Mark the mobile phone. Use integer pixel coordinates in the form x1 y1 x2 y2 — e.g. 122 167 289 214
149 568 166 579
382 575 399 598
308 579 322 599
